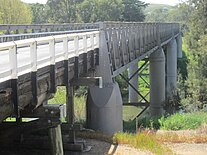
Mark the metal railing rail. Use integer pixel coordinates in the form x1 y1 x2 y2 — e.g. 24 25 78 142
0 29 98 43
102 22 180 75
0 23 99 32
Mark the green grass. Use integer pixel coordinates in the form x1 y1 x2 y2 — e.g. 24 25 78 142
159 112 207 130
77 131 173 155
48 87 86 122
123 106 141 121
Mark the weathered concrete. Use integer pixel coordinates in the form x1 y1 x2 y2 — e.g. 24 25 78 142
167 39 177 99
149 48 165 117
86 82 123 135
176 34 182 58
128 63 139 102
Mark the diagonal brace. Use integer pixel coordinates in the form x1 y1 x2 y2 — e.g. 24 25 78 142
119 74 149 103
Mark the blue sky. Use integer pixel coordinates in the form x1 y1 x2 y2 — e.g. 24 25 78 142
21 0 182 6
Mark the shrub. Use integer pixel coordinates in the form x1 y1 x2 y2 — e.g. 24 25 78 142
159 112 207 130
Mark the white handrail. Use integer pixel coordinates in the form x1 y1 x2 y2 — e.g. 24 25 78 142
0 31 100 83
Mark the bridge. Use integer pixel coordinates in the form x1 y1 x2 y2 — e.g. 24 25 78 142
0 22 182 154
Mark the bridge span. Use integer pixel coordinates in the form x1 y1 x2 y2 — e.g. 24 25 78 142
0 22 182 153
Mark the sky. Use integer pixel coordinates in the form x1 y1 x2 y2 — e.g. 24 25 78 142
21 0 182 6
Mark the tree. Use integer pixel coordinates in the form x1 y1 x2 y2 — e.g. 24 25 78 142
46 0 82 23
180 0 207 111
122 0 147 22
0 0 32 24
79 0 123 23
145 8 170 22
30 3 47 24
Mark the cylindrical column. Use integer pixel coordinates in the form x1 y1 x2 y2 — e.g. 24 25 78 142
87 82 123 135
128 63 138 102
176 34 182 58
149 48 165 117
166 39 177 98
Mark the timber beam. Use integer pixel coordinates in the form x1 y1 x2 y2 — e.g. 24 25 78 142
71 77 103 88
21 104 66 119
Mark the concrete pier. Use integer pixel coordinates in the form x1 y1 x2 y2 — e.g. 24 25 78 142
166 39 177 99
128 63 139 102
86 83 123 134
149 48 165 117
86 23 123 134
176 34 182 58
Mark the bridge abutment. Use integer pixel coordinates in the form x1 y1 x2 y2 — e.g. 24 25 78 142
149 48 165 117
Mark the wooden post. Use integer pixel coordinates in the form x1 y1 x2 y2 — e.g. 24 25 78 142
49 124 64 155
67 86 75 143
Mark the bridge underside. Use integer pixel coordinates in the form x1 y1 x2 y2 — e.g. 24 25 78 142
0 49 99 122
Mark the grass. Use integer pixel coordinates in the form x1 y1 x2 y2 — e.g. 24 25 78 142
77 130 173 155
114 132 173 155
123 106 142 121
159 112 207 130
49 87 86 122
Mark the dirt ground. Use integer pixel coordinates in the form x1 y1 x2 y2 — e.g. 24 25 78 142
1 138 207 155
81 139 153 155
67 138 207 155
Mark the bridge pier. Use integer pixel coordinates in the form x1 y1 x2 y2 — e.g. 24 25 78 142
176 34 183 58
128 63 139 102
149 48 165 117
87 82 122 134
86 23 123 135
166 39 177 99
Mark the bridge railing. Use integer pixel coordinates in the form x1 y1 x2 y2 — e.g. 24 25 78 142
102 22 180 73
0 31 99 83
0 23 99 43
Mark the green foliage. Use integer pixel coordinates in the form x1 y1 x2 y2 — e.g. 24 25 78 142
0 0 32 24
79 0 124 23
46 0 82 23
48 87 86 122
179 0 207 111
159 112 207 130
34 0 147 23
122 0 147 22
115 70 128 100
145 7 173 22
144 4 173 14
137 117 160 130
30 3 47 24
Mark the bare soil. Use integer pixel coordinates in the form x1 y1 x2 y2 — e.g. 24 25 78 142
1 138 207 155
79 138 207 155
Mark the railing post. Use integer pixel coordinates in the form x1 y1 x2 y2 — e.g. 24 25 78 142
30 40 38 105
9 42 20 121
49 37 56 93
74 35 79 80
83 35 88 75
